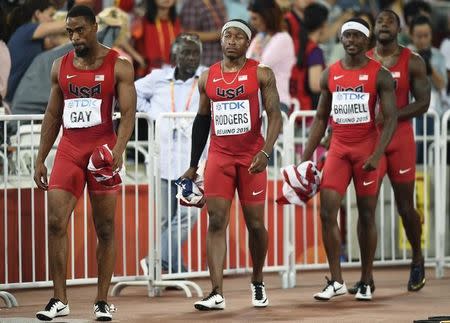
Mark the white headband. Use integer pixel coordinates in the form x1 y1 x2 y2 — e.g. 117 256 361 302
221 21 252 40
341 21 370 37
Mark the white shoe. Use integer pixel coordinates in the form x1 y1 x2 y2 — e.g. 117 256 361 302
93 301 113 321
36 298 70 321
251 282 269 307
194 290 226 310
314 277 347 301
355 284 372 301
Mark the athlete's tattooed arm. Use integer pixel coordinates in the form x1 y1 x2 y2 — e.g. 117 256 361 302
301 68 332 162
397 53 430 121
365 67 397 171
113 57 137 171
34 58 64 190
248 65 282 174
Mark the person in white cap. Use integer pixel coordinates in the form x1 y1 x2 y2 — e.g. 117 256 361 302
182 18 282 310
301 17 398 301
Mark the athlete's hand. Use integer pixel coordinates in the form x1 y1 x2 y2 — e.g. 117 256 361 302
111 148 123 171
363 154 380 171
181 167 198 181
248 151 268 174
34 162 48 190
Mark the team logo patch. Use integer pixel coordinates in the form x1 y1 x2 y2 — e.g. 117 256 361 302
359 74 368 81
391 71 401 78
95 75 105 81
238 75 247 81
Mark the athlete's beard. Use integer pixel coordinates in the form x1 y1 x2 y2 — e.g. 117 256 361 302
376 33 396 45
75 46 90 58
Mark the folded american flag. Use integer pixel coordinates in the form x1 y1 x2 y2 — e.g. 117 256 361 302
175 175 205 208
276 161 321 206
87 144 122 187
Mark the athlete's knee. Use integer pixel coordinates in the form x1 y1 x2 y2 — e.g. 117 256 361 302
48 215 67 238
246 216 266 233
208 212 228 233
358 210 376 227
397 201 416 218
319 206 338 227
95 218 115 242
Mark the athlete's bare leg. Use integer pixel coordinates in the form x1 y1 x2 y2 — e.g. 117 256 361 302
90 192 118 303
205 197 232 295
392 181 423 263
356 195 378 283
242 203 267 283
320 189 344 283
48 189 78 304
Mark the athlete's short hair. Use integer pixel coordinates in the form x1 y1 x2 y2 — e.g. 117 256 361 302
66 5 96 25
378 9 401 27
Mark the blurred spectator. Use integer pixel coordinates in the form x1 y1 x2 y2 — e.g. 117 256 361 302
289 3 328 111
136 34 205 273
409 15 447 164
224 0 250 21
409 15 447 115
133 0 181 76
180 0 227 67
400 0 431 46
285 0 314 41
5 0 66 103
0 6 11 106
98 6 146 68
328 10 375 64
440 37 450 96
247 0 295 112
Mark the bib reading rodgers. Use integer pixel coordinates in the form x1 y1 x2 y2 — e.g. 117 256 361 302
331 91 370 124
63 98 102 128
212 99 251 136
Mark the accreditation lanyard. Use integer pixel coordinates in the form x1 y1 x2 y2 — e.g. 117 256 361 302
155 18 175 63
170 78 198 139
201 0 223 29
170 78 198 113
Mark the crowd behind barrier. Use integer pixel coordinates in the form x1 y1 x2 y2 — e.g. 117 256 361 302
1 110 449 308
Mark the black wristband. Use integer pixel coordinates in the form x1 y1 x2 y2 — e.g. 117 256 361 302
190 114 211 168
260 149 270 160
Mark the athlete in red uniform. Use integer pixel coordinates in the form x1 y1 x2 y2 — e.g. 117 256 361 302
33 6 136 321
348 9 430 294
182 19 282 310
301 18 397 301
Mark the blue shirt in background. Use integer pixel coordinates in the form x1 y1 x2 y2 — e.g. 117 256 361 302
6 23 43 102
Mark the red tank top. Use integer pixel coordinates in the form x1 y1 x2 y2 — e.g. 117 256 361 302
58 49 118 144
367 46 411 131
328 58 382 143
206 59 264 157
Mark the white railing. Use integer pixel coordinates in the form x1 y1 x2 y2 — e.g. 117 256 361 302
1 109 448 308
0 113 155 305
440 109 450 271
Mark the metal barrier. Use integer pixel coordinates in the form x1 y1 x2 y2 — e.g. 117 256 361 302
285 110 445 285
0 113 155 306
440 109 450 270
1 109 448 307
113 111 292 296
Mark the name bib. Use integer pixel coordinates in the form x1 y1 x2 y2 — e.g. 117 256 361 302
63 98 102 128
331 91 370 124
212 100 251 136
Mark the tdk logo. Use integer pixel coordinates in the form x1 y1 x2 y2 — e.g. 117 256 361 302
215 101 246 111
337 92 367 100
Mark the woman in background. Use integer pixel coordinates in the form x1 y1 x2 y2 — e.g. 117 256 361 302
133 0 181 76
247 0 295 114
